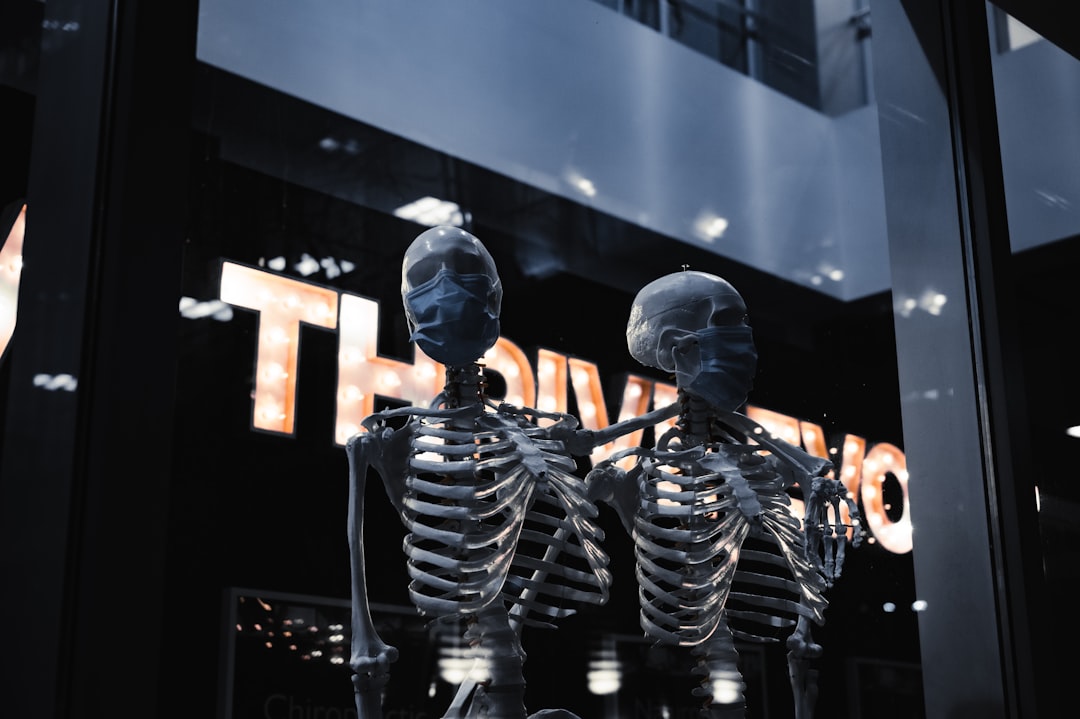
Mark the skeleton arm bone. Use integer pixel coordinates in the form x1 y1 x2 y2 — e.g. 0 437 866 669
716 411 832 485
587 401 680 447
786 613 823 719
547 402 680 458
357 414 416 516
345 432 402 719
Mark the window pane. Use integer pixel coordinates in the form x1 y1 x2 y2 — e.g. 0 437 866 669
172 3 921 717
990 2 1080 703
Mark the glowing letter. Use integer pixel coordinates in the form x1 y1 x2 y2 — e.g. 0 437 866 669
745 405 802 446
860 442 912 553
220 262 338 435
569 357 668 469
483 337 536 409
567 356 616 468
336 292 443 445
535 348 569 422
837 434 867 537
605 373 660 469
651 380 679 442
535 350 674 467
0 203 26 360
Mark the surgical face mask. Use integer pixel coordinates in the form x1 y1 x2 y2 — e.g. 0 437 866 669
672 325 757 410
404 268 500 366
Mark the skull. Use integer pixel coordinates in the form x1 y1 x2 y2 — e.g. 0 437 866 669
400 226 503 366
627 270 748 370
401 226 502 313
627 270 756 409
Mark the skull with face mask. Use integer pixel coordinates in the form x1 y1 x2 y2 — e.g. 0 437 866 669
626 270 757 412
401 226 503 367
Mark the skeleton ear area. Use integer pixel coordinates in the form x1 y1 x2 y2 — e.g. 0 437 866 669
484 282 503 317
655 327 696 373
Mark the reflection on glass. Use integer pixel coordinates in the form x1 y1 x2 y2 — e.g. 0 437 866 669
989 0 1080 700
170 3 924 716
591 0 874 114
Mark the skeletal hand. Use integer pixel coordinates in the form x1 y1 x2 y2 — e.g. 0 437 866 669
803 475 862 585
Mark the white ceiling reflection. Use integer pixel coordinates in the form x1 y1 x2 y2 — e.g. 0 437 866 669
196 0 1079 302
196 0 882 300
894 289 948 318
179 296 234 321
32 373 78 391
393 196 466 227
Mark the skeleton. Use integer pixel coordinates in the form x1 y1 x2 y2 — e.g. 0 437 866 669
346 226 675 719
585 270 861 719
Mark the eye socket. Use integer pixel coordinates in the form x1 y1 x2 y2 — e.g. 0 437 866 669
405 257 442 287
449 254 491 275
405 252 492 288
709 307 748 327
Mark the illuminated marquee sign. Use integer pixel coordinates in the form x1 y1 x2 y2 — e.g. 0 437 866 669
219 262 912 554
0 218 911 554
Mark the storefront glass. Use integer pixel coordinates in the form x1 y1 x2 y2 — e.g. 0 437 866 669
166 3 921 718
7 1 1023 717
990 2 1080 702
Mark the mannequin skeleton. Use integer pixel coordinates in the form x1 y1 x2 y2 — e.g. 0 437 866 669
586 270 861 719
345 226 675 719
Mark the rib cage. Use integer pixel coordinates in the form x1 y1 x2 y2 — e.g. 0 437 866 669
632 443 828 648
401 410 610 624
633 454 749 647
504 466 612 627
403 420 529 616
726 532 827 645
727 470 828 645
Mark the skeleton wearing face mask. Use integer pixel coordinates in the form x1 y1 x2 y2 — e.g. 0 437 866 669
587 270 861 719
346 227 677 719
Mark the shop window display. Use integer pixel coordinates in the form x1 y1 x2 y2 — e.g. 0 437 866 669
0 2 930 717
0 71 922 719
7 1 1075 716
169 60 920 717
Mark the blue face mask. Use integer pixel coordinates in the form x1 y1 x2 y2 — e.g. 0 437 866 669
404 268 500 366
673 325 757 410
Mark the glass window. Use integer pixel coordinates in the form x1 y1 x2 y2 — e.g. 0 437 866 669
990 2 1080 706
2 2 931 717
174 4 920 718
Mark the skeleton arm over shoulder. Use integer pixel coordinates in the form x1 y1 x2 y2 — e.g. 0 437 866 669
548 401 680 458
